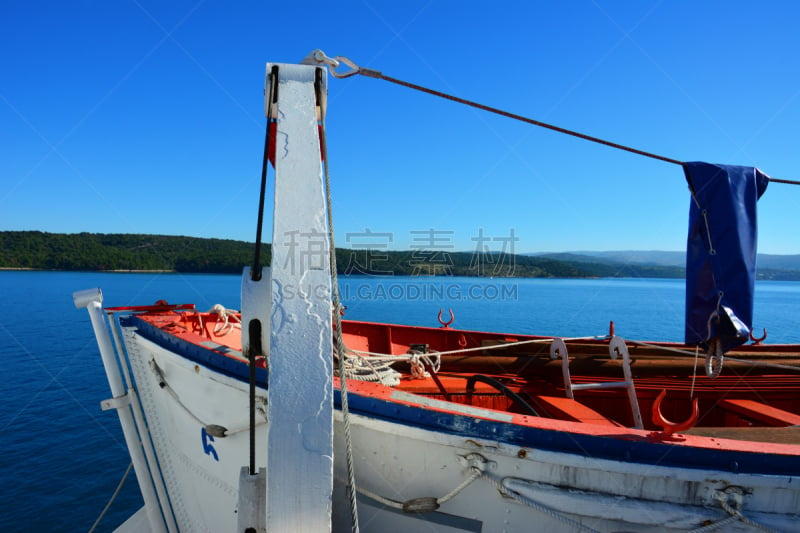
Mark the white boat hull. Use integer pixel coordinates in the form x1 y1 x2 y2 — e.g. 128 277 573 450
119 323 799 532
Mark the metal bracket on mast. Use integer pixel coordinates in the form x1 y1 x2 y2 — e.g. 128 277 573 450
100 393 131 411
237 466 266 533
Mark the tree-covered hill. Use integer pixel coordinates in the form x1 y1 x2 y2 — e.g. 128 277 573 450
2 231 797 279
0 232 264 273
0 231 596 277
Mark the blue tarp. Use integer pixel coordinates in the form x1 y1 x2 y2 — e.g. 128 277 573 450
684 162 769 353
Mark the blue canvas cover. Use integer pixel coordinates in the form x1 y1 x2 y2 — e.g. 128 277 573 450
684 162 769 353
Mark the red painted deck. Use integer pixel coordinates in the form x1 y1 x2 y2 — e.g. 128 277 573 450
117 304 800 454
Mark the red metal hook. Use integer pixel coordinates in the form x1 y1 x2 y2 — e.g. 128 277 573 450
437 308 455 329
749 327 767 344
457 334 467 348
650 389 700 439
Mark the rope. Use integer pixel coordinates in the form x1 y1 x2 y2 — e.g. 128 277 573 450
628 339 800 372
88 462 133 533
350 485 403 510
688 489 777 533
319 76 360 532
338 348 442 386
436 468 482 504
317 52 800 186
340 461 604 532
343 330 799 385
348 334 607 359
687 514 741 533
716 498 776 533
407 350 441 379
479 472 602 533
209 304 241 336
339 449 778 533
701 209 717 256
727 357 800 372
719 500 773 533
690 345 700 399
340 357 401 386
339 466 481 511
148 359 267 435
340 335 588 386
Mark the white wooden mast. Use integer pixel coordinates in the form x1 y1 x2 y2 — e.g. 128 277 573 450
264 62 334 532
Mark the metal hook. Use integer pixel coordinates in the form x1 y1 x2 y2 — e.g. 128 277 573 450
651 389 700 438
437 308 455 329
302 49 340 69
301 50 371 79
330 55 362 78
749 327 767 344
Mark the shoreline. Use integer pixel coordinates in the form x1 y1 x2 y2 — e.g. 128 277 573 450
0 268 798 282
0 267 176 273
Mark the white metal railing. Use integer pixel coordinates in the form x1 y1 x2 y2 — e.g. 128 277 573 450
549 336 643 429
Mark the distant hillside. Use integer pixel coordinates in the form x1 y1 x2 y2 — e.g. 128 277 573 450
534 251 686 267
0 231 584 277
551 251 686 267
533 250 800 280
758 253 800 270
2 232 799 280
0 232 264 273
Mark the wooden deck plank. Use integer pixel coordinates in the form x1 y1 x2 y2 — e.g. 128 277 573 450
719 399 800 426
533 395 620 426
685 426 800 445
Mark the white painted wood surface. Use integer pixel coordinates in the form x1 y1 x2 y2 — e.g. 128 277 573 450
241 266 270 357
265 62 334 532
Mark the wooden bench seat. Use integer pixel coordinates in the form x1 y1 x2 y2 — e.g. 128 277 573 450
533 395 620 426
718 399 800 427
684 426 800 445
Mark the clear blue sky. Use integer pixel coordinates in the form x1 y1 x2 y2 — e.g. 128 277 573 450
2 1 799 254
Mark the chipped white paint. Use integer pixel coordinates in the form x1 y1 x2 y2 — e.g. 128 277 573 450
265 62 334 532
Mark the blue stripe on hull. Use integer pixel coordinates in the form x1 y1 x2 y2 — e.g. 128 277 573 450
122 315 269 385
124 315 800 477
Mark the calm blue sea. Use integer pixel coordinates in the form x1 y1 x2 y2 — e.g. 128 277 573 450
1 271 798 531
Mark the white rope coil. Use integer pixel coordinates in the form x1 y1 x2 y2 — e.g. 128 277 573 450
209 304 242 336
337 335 607 386
688 488 776 533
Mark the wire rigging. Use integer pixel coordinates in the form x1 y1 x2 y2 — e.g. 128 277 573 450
251 66 278 282
363 70 684 166
315 66 361 532
316 52 800 186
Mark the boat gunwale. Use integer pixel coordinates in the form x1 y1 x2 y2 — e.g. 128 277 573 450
119 312 800 477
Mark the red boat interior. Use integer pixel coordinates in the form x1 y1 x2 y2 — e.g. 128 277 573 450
118 305 800 445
